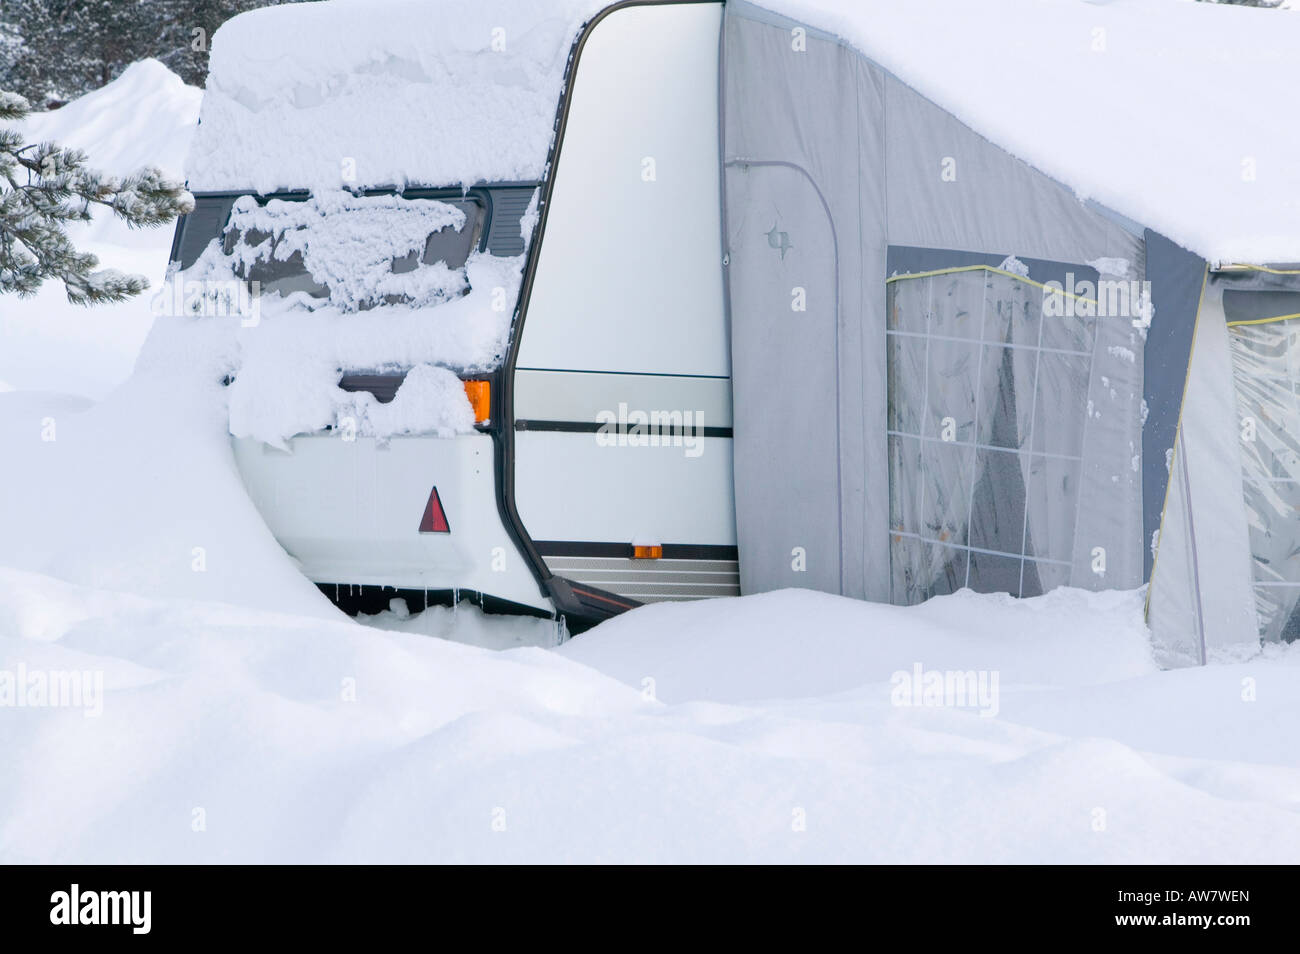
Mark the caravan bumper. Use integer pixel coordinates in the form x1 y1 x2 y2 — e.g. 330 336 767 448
230 432 551 613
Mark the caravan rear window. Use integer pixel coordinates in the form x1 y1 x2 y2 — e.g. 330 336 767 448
183 190 485 312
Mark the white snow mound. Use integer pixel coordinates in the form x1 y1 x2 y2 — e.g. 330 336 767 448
187 0 608 193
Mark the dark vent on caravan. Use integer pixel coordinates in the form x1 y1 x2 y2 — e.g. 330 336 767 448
484 187 538 257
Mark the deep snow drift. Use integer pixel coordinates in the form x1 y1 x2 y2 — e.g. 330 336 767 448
3 573 1299 863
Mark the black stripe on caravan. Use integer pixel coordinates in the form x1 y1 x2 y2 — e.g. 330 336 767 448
515 367 730 380
493 0 724 629
535 541 740 561
516 420 733 438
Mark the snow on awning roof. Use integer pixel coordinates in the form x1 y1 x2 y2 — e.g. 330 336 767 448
185 0 606 195
753 0 1300 265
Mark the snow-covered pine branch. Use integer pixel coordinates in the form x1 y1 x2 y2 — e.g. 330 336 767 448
0 86 192 305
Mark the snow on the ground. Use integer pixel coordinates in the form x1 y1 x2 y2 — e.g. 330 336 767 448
557 587 1159 703
20 59 198 180
2 570 1299 863
359 599 564 650
0 335 336 616
0 60 202 400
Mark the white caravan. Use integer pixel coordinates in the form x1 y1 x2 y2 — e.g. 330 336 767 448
171 1 736 628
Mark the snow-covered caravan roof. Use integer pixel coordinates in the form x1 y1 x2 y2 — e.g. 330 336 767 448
185 0 607 194
755 0 1300 265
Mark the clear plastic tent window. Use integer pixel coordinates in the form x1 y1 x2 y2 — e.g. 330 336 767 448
1227 309 1300 642
886 267 1100 604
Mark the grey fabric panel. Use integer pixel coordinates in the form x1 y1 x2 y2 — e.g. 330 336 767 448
722 4 888 599
850 52 889 602
726 162 841 594
723 1 1145 603
1074 275 1146 591
1148 284 1257 656
884 76 1140 268
1143 230 1205 581
726 0 839 38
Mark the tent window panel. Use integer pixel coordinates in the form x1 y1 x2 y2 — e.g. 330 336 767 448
925 544 971 598
918 440 977 545
887 336 927 435
1228 315 1300 642
965 551 1024 598
1032 352 1091 457
885 265 1098 605
931 273 985 340
923 339 983 442
888 276 930 334
1027 559 1070 594
888 435 924 535
1024 454 1082 565
890 539 970 604
982 277 1032 345
979 345 1033 450
967 448 1029 556
1040 300 1097 354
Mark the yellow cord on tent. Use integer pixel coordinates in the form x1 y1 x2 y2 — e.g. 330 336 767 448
884 264 1099 305
1225 312 1300 328
1215 264 1300 276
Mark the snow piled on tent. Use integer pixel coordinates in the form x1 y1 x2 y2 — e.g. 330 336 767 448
186 0 608 193
757 0 1300 264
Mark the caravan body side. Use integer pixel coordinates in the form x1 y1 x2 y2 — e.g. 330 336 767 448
512 1 738 608
176 0 734 624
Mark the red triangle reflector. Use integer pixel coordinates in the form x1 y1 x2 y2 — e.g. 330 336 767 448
418 486 450 533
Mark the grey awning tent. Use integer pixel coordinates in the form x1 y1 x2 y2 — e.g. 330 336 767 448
718 0 1299 661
